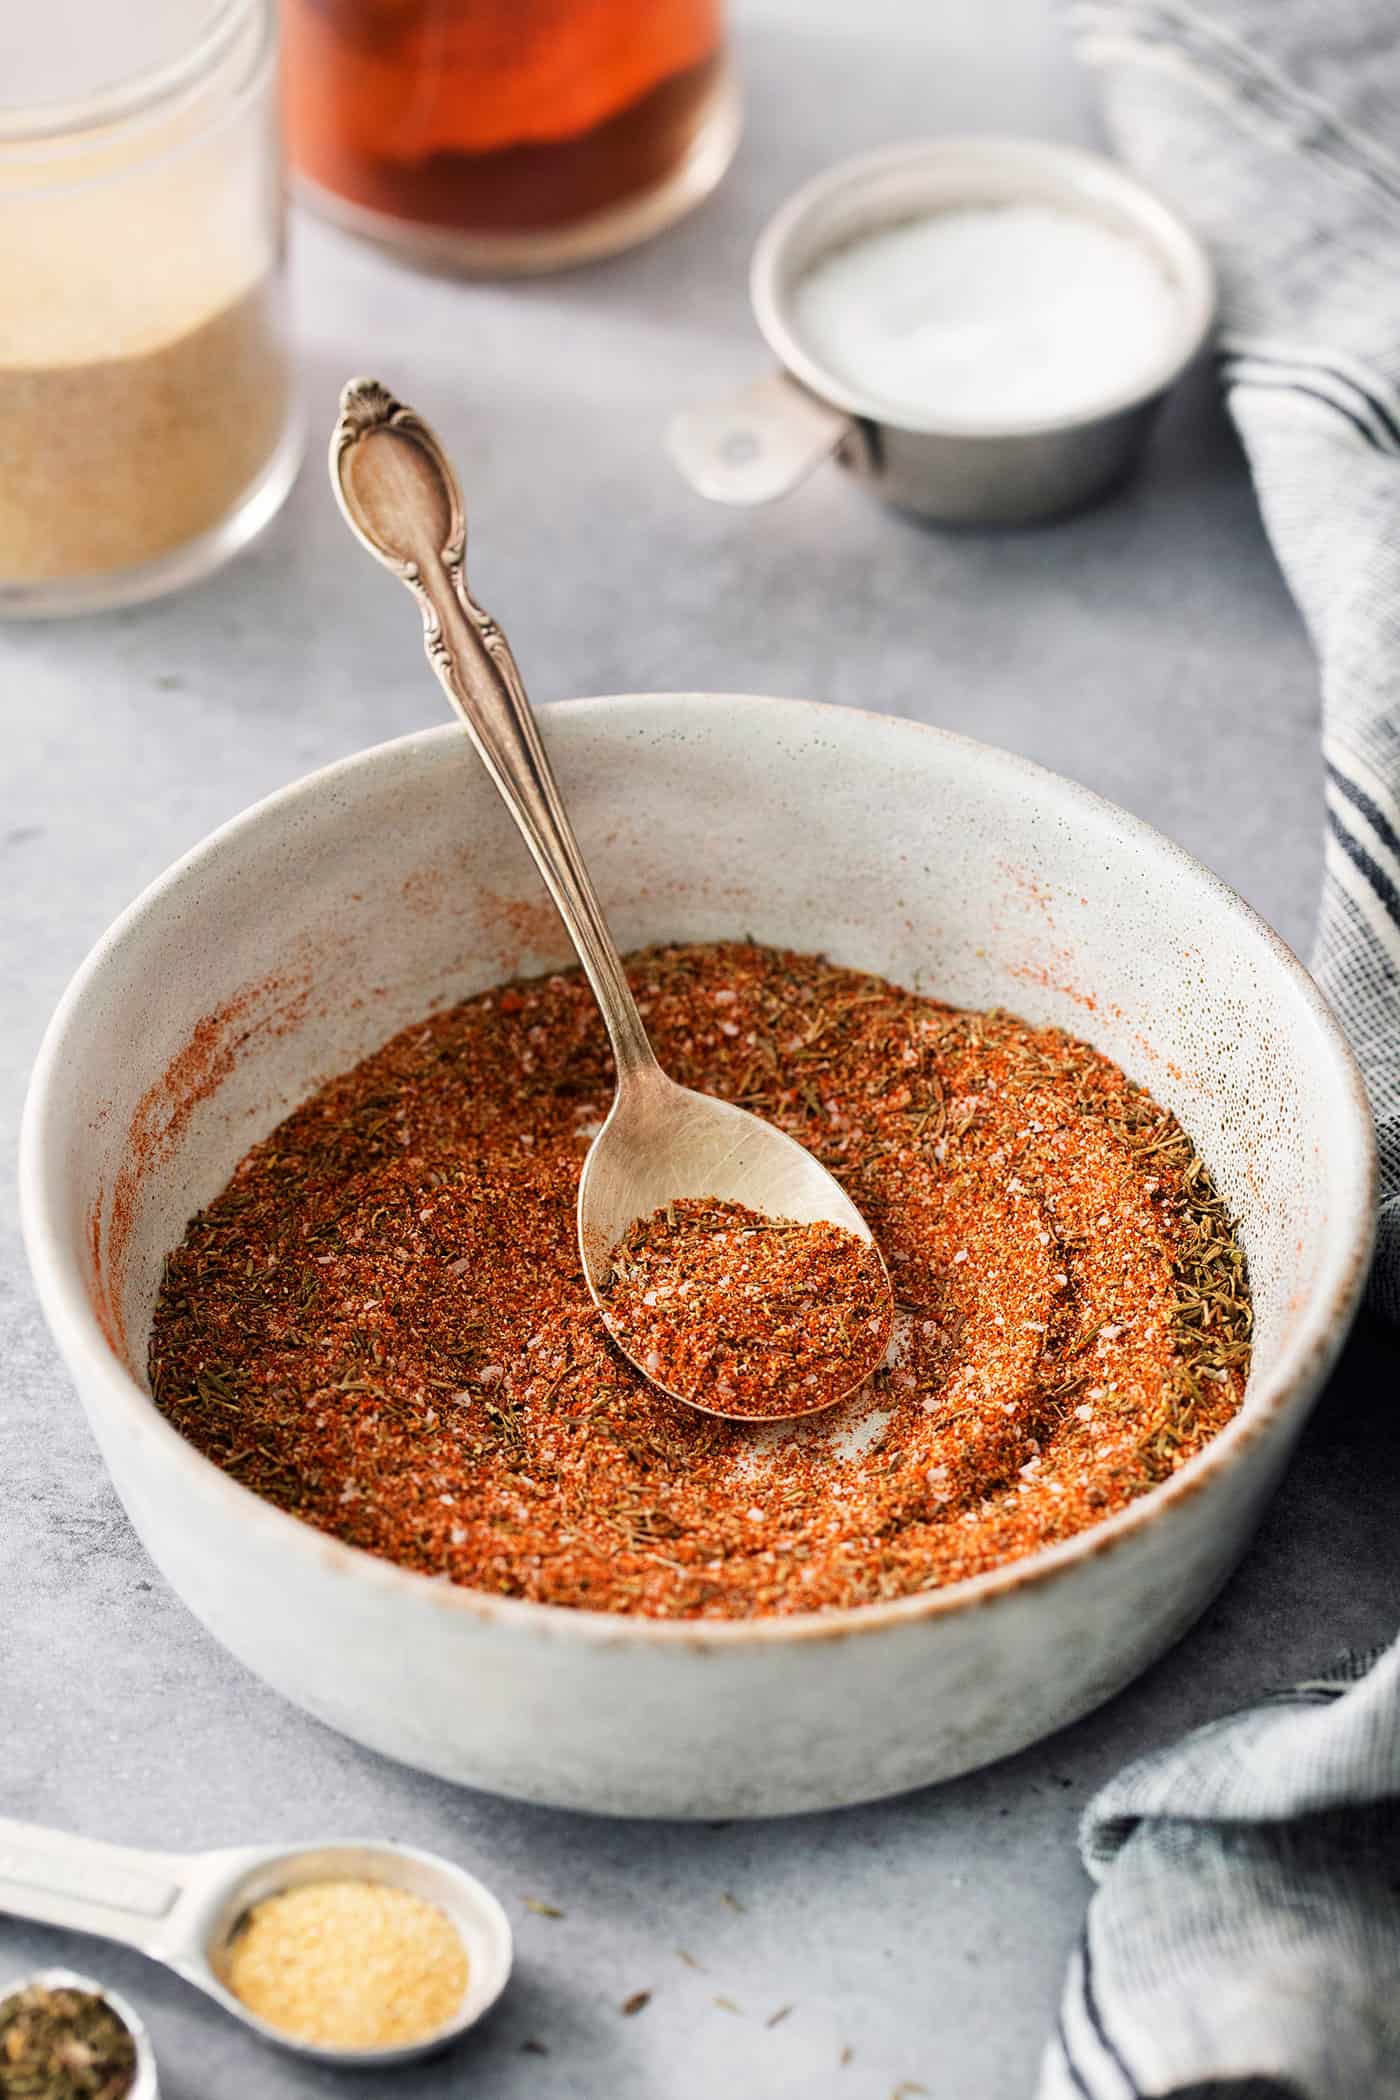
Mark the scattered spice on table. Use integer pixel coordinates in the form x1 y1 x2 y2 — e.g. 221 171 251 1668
0 1982 136 2100
602 1198 889 1417
151 940 1251 1620
224 1879 468 2049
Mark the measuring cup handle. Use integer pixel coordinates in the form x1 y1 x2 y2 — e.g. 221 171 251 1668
0 1817 185 1955
666 371 853 505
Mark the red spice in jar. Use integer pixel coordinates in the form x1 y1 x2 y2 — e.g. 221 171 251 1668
282 0 726 238
149 942 1251 1620
602 1198 891 1419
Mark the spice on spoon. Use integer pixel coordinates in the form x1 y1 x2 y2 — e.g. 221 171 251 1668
0 1983 137 2100
601 1197 891 1418
225 1880 468 2050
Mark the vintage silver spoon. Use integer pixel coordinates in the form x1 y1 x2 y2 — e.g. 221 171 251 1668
330 377 892 1423
0 1820 512 2069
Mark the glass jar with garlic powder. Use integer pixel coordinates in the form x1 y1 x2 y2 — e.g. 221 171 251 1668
0 0 299 616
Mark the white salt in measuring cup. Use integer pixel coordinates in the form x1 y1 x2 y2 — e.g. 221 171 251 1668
668 136 1215 523
0 1822 512 2068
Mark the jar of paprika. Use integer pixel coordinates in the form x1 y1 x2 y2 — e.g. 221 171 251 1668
282 0 738 274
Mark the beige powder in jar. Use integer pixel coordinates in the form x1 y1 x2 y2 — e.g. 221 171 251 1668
1 6 294 598
0 279 288 584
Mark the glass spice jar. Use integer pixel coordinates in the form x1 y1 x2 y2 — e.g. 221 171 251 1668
282 0 739 274
0 0 300 617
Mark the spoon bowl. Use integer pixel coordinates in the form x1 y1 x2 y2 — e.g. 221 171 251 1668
0 1821 512 2068
577 1064 888 1420
331 377 893 1421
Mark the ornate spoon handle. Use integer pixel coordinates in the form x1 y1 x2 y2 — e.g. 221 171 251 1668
330 378 657 1083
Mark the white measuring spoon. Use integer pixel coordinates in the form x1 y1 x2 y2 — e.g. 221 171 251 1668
0 1819 512 2068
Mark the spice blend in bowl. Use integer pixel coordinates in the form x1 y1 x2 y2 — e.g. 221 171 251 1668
148 940 1250 1619
602 1198 892 1419
26 698 1372 1811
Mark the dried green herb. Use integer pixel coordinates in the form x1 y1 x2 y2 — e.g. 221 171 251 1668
0 1985 136 2100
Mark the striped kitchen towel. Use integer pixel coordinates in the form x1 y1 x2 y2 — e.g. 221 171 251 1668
1040 1644 1400 2099
1038 4 1400 2095
1072 0 1400 1324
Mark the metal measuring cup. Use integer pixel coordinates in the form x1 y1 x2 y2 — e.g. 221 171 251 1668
669 136 1215 524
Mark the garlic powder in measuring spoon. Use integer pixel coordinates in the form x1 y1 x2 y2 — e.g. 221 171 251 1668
791 203 1181 427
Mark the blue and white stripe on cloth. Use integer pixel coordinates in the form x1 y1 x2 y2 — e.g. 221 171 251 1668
1036 4 1400 2094
1068 0 1400 1323
1038 1648 1400 2099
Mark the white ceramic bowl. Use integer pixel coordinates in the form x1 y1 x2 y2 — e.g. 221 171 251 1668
21 697 1374 1818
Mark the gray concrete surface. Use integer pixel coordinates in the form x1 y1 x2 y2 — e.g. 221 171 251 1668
3 4 1397 2096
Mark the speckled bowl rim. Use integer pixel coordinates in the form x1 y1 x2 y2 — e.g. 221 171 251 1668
20 694 1377 1652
